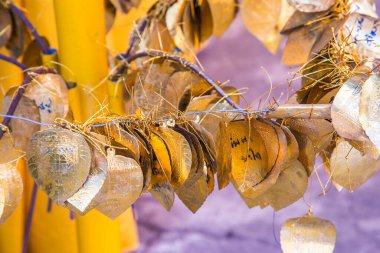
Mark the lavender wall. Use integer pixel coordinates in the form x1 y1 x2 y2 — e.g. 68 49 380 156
134 5 380 253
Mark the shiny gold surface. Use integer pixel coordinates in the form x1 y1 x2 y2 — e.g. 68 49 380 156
281 215 336 253
331 74 368 141
26 128 91 204
359 74 380 151
0 162 23 224
96 153 143 219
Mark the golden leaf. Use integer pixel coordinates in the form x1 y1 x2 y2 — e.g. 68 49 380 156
174 126 208 212
182 1 199 48
241 0 282 53
143 20 176 52
291 130 316 175
359 74 380 151
216 120 232 190
26 128 92 204
282 23 324 65
185 121 217 173
149 131 172 181
207 0 237 37
23 73 69 124
237 120 287 206
199 0 214 42
0 132 24 164
165 0 193 53
287 0 336 13
66 147 107 215
228 119 269 192
108 124 140 161
2 90 40 150
154 127 192 189
285 118 334 153
96 152 144 219
326 140 380 192
131 128 153 193
281 216 336 253
265 160 308 211
0 161 23 224
133 61 183 117
331 74 369 141
149 158 175 211
281 125 299 166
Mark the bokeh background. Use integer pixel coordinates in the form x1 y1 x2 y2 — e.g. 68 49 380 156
133 3 380 253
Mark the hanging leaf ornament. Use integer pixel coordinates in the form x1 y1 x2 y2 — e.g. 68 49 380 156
0 162 23 224
207 0 237 37
325 140 380 192
241 0 284 53
0 132 24 164
96 149 144 219
65 147 108 215
287 0 336 13
2 89 41 150
280 215 337 253
343 14 380 60
26 128 92 204
331 74 369 141
359 74 380 151
23 72 70 124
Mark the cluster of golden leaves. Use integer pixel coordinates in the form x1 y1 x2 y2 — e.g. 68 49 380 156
0 70 70 223
122 0 237 57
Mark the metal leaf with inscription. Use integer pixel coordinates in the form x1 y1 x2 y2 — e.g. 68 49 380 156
228 119 269 192
287 0 336 12
359 74 380 151
26 128 91 204
0 162 23 224
238 121 287 206
0 132 24 164
96 153 143 219
30 73 70 117
343 14 380 59
24 75 68 125
65 148 108 215
332 74 368 141
281 215 336 253
2 91 41 150
326 140 380 192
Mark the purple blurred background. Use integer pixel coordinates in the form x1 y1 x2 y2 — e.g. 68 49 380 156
134 5 380 253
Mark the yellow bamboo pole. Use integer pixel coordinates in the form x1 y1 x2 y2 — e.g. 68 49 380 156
18 1 79 252
53 1 126 252
0 39 24 253
107 79 124 115
23 0 58 48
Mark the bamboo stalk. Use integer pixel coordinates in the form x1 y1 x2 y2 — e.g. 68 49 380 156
267 104 332 120
21 1 79 252
0 49 24 253
53 1 131 252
